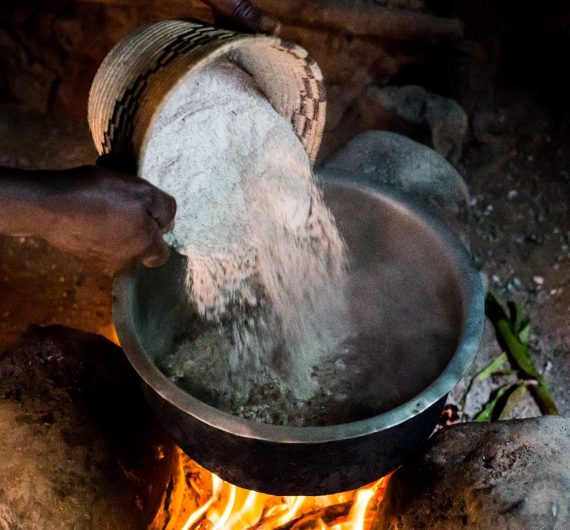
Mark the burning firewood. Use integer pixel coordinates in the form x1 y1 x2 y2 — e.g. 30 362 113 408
250 501 352 530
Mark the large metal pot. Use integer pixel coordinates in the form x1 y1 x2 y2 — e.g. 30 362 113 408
113 178 484 496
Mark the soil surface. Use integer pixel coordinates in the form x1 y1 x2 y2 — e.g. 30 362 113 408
449 82 570 418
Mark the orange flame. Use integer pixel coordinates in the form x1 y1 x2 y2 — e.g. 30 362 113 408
164 452 391 530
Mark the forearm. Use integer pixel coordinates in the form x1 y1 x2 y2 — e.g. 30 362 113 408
0 165 66 238
1 164 175 270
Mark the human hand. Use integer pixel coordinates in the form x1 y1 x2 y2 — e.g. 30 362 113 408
203 0 281 35
37 165 176 272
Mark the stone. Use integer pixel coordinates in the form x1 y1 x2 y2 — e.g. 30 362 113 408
372 417 570 530
356 85 468 164
0 326 177 530
321 131 470 241
256 2 464 159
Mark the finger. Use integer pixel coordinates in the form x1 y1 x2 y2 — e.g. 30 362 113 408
257 13 281 35
206 0 280 35
147 187 177 233
142 248 170 268
141 226 171 268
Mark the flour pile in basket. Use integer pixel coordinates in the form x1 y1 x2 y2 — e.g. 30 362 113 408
140 60 350 423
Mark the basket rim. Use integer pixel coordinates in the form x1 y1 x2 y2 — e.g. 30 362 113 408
88 20 326 164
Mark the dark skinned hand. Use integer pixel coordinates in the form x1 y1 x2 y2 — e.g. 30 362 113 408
40 165 177 271
203 0 280 34
0 164 176 273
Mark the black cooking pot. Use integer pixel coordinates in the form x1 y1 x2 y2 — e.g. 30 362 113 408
112 178 484 495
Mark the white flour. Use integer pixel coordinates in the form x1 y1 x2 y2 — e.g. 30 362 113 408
140 60 349 412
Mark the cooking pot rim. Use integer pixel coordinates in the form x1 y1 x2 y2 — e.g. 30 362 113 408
113 178 484 444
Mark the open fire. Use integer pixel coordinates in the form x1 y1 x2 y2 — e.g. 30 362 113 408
155 452 391 530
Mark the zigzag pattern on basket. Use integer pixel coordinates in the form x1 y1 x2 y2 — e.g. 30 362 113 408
102 25 235 165
278 40 326 153
100 26 326 167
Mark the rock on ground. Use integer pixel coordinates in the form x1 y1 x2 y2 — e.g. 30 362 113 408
321 131 470 241
355 85 468 164
373 416 570 530
0 326 176 530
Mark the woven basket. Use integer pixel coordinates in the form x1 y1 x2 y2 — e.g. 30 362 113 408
88 20 326 167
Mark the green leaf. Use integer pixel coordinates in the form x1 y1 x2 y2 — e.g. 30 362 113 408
508 301 524 333
474 352 509 383
498 383 527 420
459 352 510 413
486 291 510 323
493 369 516 377
474 385 512 422
459 352 513 413
518 323 530 345
485 292 559 416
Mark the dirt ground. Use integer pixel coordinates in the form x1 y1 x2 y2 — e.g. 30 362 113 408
449 82 570 418
0 80 568 420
